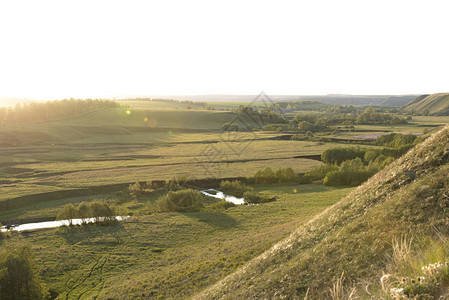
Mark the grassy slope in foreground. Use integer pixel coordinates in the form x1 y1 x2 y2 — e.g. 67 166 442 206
196 125 449 299
403 93 449 115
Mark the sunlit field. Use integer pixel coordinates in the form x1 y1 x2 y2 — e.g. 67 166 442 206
2 1 449 298
0 184 353 299
1 98 448 299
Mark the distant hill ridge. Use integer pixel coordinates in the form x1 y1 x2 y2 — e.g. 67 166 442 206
195 125 449 299
402 93 449 115
140 94 418 106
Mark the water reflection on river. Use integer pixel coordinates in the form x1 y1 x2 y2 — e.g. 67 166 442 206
1 216 129 232
200 189 245 205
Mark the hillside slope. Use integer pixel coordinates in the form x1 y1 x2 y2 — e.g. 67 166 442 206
403 93 449 115
380 95 418 107
195 125 449 299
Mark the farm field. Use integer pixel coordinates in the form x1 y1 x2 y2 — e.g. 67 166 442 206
2 2 449 298
1 99 448 299
1 105 446 217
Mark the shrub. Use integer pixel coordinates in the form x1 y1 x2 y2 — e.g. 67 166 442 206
275 167 299 183
243 190 271 204
128 181 142 199
57 201 117 224
77 201 90 222
89 201 116 222
208 200 236 211
56 203 79 225
0 246 49 299
220 180 252 197
166 176 192 191
364 150 380 163
306 131 314 140
156 189 204 212
375 133 417 148
381 144 414 158
222 122 239 131
128 181 155 201
323 158 375 186
304 164 338 182
298 121 314 131
321 147 367 164
254 167 278 184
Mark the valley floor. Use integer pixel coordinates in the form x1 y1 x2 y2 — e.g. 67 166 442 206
0 184 352 299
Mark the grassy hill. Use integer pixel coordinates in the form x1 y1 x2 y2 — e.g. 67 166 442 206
195 125 449 299
141 94 418 106
379 95 418 107
403 93 449 115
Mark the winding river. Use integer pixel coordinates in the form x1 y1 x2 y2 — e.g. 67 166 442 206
1 216 129 232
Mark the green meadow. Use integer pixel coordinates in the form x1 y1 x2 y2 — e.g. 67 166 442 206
1 99 449 299
0 184 353 299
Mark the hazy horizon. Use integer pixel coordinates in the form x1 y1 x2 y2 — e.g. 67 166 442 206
1 0 448 102
0 92 428 106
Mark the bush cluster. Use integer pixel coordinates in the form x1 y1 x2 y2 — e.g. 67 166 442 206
208 200 236 211
128 181 155 201
254 167 298 184
155 189 204 212
220 180 252 197
222 122 239 131
301 150 395 186
321 147 367 164
0 246 49 299
237 105 287 126
323 158 378 186
57 200 117 224
375 133 418 148
243 191 271 204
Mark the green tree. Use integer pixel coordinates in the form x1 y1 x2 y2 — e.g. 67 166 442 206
364 150 380 163
298 121 313 132
156 189 204 212
220 180 252 197
275 167 299 183
56 203 78 225
89 201 116 222
77 202 90 223
254 167 277 184
306 130 314 140
0 246 48 300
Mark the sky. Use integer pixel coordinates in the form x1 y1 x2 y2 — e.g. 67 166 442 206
0 0 448 101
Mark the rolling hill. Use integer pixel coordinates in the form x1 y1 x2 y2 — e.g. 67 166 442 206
140 94 418 106
403 93 449 115
195 125 449 299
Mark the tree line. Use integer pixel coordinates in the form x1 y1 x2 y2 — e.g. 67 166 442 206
262 107 411 133
0 99 119 123
57 200 118 225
